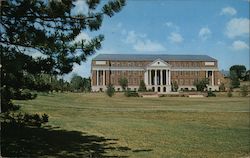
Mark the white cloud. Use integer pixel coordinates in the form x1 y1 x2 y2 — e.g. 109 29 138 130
72 0 88 15
168 32 183 43
220 7 237 16
225 18 250 38
123 30 166 52
73 32 90 43
164 21 179 31
199 27 212 40
232 40 249 50
133 40 166 51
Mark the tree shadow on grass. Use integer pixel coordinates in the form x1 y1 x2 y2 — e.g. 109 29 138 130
1 123 132 157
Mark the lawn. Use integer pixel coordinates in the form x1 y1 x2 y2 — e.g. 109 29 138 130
2 92 250 157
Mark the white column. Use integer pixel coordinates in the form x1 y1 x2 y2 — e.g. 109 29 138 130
168 70 171 85
160 70 163 86
205 71 208 78
97 70 99 86
165 70 168 85
149 70 151 85
103 70 105 86
212 71 214 86
154 70 157 85
144 70 148 85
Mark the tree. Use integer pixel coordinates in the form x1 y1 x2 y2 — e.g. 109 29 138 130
229 71 240 88
244 70 250 81
193 78 209 92
1 0 126 111
138 80 146 92
230 65 246 80
240 85 248 97
70 74 84 92
171 81 179 92
219 83 225 92
82 77 91 92
106 83 115 97
118 77 128 91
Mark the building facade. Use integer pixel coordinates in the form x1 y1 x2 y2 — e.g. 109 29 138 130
91 54 222 92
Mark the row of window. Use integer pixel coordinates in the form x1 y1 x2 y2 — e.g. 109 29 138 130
110 71 144 75
111 62 143 67
111 77 143 85
172 71 201 76
172 79 195 85
108 61 215 67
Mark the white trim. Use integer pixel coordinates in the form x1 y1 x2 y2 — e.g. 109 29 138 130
92 66 218 71
146 58 172 68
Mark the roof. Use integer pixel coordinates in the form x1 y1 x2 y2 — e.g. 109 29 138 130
93 54 217 61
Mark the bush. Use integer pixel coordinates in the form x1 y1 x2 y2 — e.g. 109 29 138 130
124 90 139 97
219 83 225 92
207 91 216 97
171 81 179 92
194 78 209 92
13 89 37 100
106 84 115 97
118 77 128 91
2 112 49 127
227 90 233 97
240 85 248 97
138 80 146 92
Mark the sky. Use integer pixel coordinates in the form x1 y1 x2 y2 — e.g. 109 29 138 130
63 0 250 81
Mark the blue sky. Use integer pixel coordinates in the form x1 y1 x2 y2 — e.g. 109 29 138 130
64 0 250 81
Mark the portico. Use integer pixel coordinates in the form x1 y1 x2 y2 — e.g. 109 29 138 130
145 59 172 92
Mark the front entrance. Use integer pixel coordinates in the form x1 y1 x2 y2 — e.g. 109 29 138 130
157 87 161 92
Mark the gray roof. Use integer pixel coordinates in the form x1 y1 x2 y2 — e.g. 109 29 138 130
93 54 217 61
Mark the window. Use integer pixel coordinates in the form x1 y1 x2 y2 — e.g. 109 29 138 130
180 79 184 85
163 87 166 92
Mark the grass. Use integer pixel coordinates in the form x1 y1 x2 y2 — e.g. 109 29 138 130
3 92 250 157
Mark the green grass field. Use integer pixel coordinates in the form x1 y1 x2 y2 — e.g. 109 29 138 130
3 93 250 157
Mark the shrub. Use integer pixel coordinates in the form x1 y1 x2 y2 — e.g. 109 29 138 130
193 78 209 91
13 89 37 100
207 90 216 97
106 83 115 97
227 90 233 97
219 83 225 92
240 85 248 97
124 90 139 97
118 77 128 91
171 81 179 92
42 114 49 123
2 112 49 127
138 80 146 92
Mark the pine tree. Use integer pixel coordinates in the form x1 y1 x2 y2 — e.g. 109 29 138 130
0 0 126 112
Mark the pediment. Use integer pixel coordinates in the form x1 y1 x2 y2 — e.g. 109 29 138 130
147 58 171 68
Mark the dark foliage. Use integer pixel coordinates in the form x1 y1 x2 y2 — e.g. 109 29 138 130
1 112 49 127
193 78 209 92
229 71 240 88
106 83 115 97
207 90 216 97
1 0 125 111
240 85 248 97
124 90 139 97
138 80 146 92
230 65 246 80
171 81 179 92
219 83 225 92
118 77 128 91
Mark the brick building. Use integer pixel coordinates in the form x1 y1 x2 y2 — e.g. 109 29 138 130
91 54 222 92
